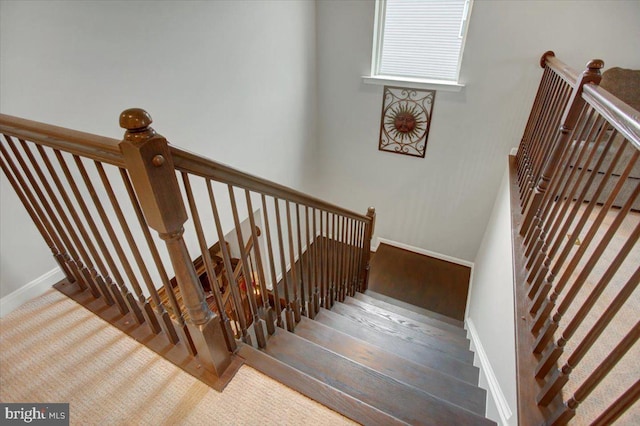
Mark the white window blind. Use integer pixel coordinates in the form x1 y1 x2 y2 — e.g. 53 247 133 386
373 0 472 84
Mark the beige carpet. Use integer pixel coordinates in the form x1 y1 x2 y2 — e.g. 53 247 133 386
0 289 355 425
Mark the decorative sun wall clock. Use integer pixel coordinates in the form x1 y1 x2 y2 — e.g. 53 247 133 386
378 86 435 158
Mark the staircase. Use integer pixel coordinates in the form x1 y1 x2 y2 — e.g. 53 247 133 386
1 109 495 425
240 289 494 425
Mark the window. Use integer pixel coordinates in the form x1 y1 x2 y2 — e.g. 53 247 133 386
364 0 473 92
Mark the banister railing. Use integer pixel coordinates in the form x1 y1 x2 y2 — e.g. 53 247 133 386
0 108 375 380
513 52 640 425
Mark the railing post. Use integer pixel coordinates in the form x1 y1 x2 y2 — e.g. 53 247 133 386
361 207 376 292
520 59 604 235
118 108 231 377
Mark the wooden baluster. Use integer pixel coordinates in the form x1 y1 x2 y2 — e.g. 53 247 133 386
523 106 595 247
328 211 333 304
522 74 568 207
329 213 336 306
523 104 592 257
181 174 236 352
207 180 251 345
521 59 604 236
52 150 115 306
528 124 619 308
322 211 328 307
517 51 554 188
17 140 96 293
285 201 301 324
527 112 605 264
119 108 230 376
324 211 329 306
355 220 364 292
521 71 566 204
343 217 350 298
523 108 599 291
334 214 341 302
350 219 358 297
532 179 640 350
528 80 573 204
73 155 132 316
274 197 295 331
0 143 75 286
566 267 639 369
536 223 640 377
545 321 639 423
345 218 354 298
6 138 89 292
312 208 320 313
121 168 184 347
304 205 315 319
246 190 276 335
530 137 638 314
362 207 376 292
317 210 323 307
94 162 152 326
335 215 344 302
295 204 307 317
228 185 266 348
261 194 283 328
36 146 113 302
590 379 640 426
518 68 557 193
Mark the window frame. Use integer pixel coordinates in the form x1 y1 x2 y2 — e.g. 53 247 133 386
363 0 473 92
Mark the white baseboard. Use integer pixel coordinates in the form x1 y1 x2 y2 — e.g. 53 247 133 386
0 267 63 318
465 318 513 426
373 237 474 268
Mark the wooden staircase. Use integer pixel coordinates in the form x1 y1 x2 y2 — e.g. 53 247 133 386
239 289 495 425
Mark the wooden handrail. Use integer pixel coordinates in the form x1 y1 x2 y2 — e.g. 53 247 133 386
582 84 640 149
171 146 370 223
0 113 370 224
0 114 124 167
544 52 579 87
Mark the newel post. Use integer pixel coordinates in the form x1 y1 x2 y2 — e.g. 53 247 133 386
118 108 231 377
361 207 376 292
520 59 604 235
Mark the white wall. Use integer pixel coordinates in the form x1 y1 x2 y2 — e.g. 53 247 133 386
466 165 516 425
314 0 640 262
0 0 317 299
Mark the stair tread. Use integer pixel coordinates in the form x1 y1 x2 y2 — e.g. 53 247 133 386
344 296 469 345
237 343 406 426
315 308 479 384
331 301 473 364
354 292 466 335
295 316 487 416
264 329 493 426
364 289 465 327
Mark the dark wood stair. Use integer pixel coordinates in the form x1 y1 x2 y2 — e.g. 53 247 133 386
239 290 493 425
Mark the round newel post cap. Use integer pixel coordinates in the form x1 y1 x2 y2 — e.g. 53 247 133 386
120 108 153 131
586 59 605 72
540 51 555 68
367 206 376 217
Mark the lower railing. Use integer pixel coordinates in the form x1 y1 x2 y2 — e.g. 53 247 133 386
0 109 375 378
514 52 639 424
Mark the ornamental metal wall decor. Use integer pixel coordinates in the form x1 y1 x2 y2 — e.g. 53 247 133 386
378 86 435 158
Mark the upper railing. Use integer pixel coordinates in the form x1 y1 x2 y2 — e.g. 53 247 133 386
0 109 375 378
514 52 640 425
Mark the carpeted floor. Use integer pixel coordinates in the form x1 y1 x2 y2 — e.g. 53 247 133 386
0 289 355 425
